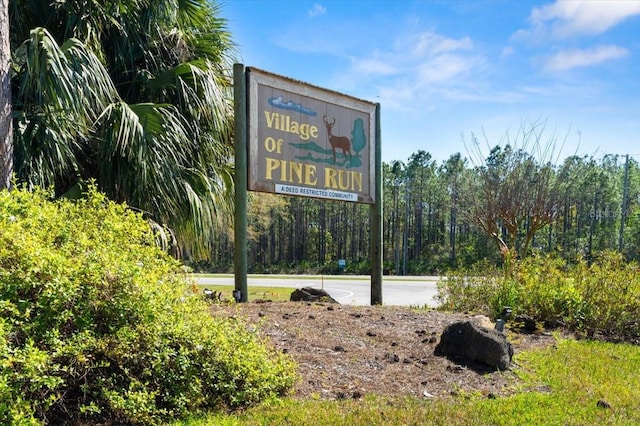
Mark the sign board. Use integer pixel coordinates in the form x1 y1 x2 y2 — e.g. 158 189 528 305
247 67 377 204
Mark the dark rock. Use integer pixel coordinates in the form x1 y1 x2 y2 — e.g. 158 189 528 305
434 320 514 370
333 345 346 352
385 353 400 363
513 314 538 333
290 287 339 303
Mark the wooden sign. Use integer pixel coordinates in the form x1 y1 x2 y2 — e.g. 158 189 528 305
247 68 377 203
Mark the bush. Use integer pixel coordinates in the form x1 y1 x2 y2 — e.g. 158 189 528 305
0 186 297 425
436 260 500 313
437 253 640 342
574 252 640 340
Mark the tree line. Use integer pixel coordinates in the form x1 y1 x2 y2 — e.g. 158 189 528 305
205 134 640 275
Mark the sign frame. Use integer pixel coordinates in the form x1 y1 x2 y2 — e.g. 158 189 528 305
247 67 377 204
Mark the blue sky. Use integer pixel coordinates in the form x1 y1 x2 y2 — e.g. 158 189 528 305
222 0 640 164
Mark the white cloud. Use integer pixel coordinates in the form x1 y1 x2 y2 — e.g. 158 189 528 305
349 31 481 88
347 31 480 78
521 0 640 39
501 46 515 58
417 54 476 84
274 20 486 112
341 30 485 110
544 45 629 72
412 32 473 56
308 3 326 17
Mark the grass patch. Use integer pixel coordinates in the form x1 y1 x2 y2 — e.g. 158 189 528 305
173 338 640 425
195 285 294 302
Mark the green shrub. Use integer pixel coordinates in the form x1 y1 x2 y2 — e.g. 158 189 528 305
436 260 500 313
437 253 640 341
0 186 297 425
574 252 640 340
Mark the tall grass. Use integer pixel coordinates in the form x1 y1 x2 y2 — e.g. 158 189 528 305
437 251 640 341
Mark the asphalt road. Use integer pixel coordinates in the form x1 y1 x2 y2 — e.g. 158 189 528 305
193 274 442 307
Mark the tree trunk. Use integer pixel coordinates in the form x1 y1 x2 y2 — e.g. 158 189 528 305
0 0 13 189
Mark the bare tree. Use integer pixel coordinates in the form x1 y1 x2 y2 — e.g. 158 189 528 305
462 120 566 258
0 0 11 189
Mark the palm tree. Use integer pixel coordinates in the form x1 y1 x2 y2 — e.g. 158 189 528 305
9 0 236 258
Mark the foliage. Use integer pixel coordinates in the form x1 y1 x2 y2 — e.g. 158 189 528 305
8 0 236 259
174 339 640 425
0 186 296 425
462 120 563 258
437 253 640 341
435 260 501 313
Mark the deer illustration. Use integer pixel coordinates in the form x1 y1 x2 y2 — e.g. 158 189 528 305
323 115 352 163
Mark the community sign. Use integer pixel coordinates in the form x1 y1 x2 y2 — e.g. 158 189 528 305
247 68 377 204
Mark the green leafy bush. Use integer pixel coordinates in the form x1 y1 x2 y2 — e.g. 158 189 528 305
438 253 640 341
0 186 296 425
436 260 500 313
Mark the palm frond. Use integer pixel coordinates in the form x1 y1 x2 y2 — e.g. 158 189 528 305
13 27 116 189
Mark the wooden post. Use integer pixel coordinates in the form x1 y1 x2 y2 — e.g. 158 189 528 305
370 103 383 305
233 63 248 302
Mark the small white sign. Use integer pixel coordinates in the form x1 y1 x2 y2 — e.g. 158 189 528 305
275 184 358 202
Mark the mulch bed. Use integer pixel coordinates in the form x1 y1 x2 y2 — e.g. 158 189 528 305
211 301 560 400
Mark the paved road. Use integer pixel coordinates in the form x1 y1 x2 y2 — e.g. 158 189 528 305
193 274 442 307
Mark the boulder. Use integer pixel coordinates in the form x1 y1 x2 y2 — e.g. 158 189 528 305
290 287 339 304
434 320 514 370
513 314 538 333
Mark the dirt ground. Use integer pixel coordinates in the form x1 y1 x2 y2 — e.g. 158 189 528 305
211 301 560 401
